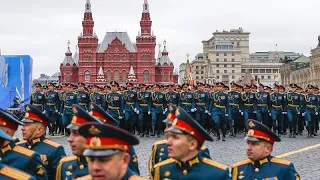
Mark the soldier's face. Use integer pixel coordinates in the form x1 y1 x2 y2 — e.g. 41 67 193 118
164 124 172 139
67 129 86 156
36 86 40 91
167 133 196 161
246 141 272 161
49 86 54 91
127 86 132 91
88 152 130 180
259 86 264 92
21 122 43 140
78 86 84 91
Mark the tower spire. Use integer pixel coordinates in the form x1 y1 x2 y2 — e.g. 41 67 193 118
140 0 152 36
85 0 91 12
143 0 149 13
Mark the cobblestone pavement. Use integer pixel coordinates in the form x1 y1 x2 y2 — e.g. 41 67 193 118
16 129 320 179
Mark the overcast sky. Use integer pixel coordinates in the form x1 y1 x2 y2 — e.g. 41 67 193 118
0 0 319 79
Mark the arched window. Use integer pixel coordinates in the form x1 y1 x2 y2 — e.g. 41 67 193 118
122 71 127 82
107 55 111 61
66 73 70 83
84 71 90 82
122 55 126 60
114 70 119 81
143 70 149 82
107 71 111 81
164 73 168 81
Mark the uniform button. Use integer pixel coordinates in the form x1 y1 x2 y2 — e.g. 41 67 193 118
80 164 84 169
0 157 2 161
183 170 188 175
28 146 31 149
255 168 259 172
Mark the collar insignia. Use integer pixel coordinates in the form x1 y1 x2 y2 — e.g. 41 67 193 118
89 125 100 135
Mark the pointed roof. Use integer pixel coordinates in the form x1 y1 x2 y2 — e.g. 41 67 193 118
156 43 162 64
98 32 136 53
73 45 79 64
129 66 135 75
240 72 255 86
62 41 75 66
85 0 91 13
143 0 149 13
98 66 104 75
159 40 172 65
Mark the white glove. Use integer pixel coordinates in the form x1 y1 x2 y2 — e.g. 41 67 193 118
239 110 242 113
164 108 168 112
55 110 58 113
205 110 209 114
123 110 125 114
297 112 300 115
269 113 271 116
302 113 305 117
284 112 287 114
194 108 197 112
208 113 211 116
42 110 46 114
282 112 285 115
148 111 151 115
134 108 137 112
241 112 244 115
191 109 195 112
163 111 166 115
253 111 257 114
136 110 139 114
118 116 123 119
225 114 228 117
316 112 319 115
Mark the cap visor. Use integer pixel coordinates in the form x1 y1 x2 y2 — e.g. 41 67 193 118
244 136 260 142
83 149 121 157
22 118 35 123
167 126 183 134
66 124 79 130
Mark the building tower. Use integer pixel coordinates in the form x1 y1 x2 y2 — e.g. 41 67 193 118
59 41 78 83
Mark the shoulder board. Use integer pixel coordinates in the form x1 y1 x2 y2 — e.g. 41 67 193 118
59 155 77 163
0 166 32 180
200 145 207 150
153 139 167 146
153 158 176 168
73 174 92 180
43 139 61 148
13 146 35 157
16 140 27 145
128 175 148 180
202 158 228 170
270 157 291 166
232 159 250 168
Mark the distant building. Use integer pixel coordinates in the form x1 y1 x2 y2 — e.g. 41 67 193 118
32 72 60 91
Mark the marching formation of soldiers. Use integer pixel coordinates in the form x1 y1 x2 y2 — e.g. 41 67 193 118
31 80 320 141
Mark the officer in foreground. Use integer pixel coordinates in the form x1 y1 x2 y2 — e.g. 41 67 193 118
78 122 147 180
231 119 300 180
56 105 103 180
0 109 47 180
151 107 230 180
19 104 66 180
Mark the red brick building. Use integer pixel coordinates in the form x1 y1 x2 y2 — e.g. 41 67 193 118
59 0 178 86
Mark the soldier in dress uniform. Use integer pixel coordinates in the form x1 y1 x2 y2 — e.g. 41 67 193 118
231 119 300 180
123 82 138 133
302 85 318 138
178 83 195 116
42 85 48 95
90 103 140 175
270 84 285 137
137 84 152 137
57 84 65 135
151 107 230 180
255 83 270 127
30 83 46 112
0 109 47 180
296 86 304 135
151 84 166 137
56 105 103 180
228 83 242 137
165 84 179 108
209 82 229 141
241 85 256 122
286 84 300 138
0 129 36 180
45 82 60 136
148 105 211 177
106 81 124 128
78 122 147 180
194 82 208 128
19 104 66 180
61 83 79 136
90 85 106 110
314 86 320 136
77 82 90 111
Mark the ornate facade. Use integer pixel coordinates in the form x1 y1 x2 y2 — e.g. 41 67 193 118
59 0 177 85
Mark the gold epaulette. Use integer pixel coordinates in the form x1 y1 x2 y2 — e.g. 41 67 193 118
153 139 167 146
74 174 92 180
128 175 148 180
43 139 61 148
202 158 228 170
153 158 176 168
59 155 77 163
232 159 250 168
270 157 291 166
200 145 207 150
16 140 27 145
13 146 35 157
0 166 32 180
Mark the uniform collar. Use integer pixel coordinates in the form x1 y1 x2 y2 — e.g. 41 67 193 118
0 141 15 154
178 154 200 169
28 135 45 147
77 155 88 163
249 155 270 166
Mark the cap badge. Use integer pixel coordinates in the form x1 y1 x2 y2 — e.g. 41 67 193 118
89 137 101 148
248 121 255 128
247 129 254 136
89 125 100 135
